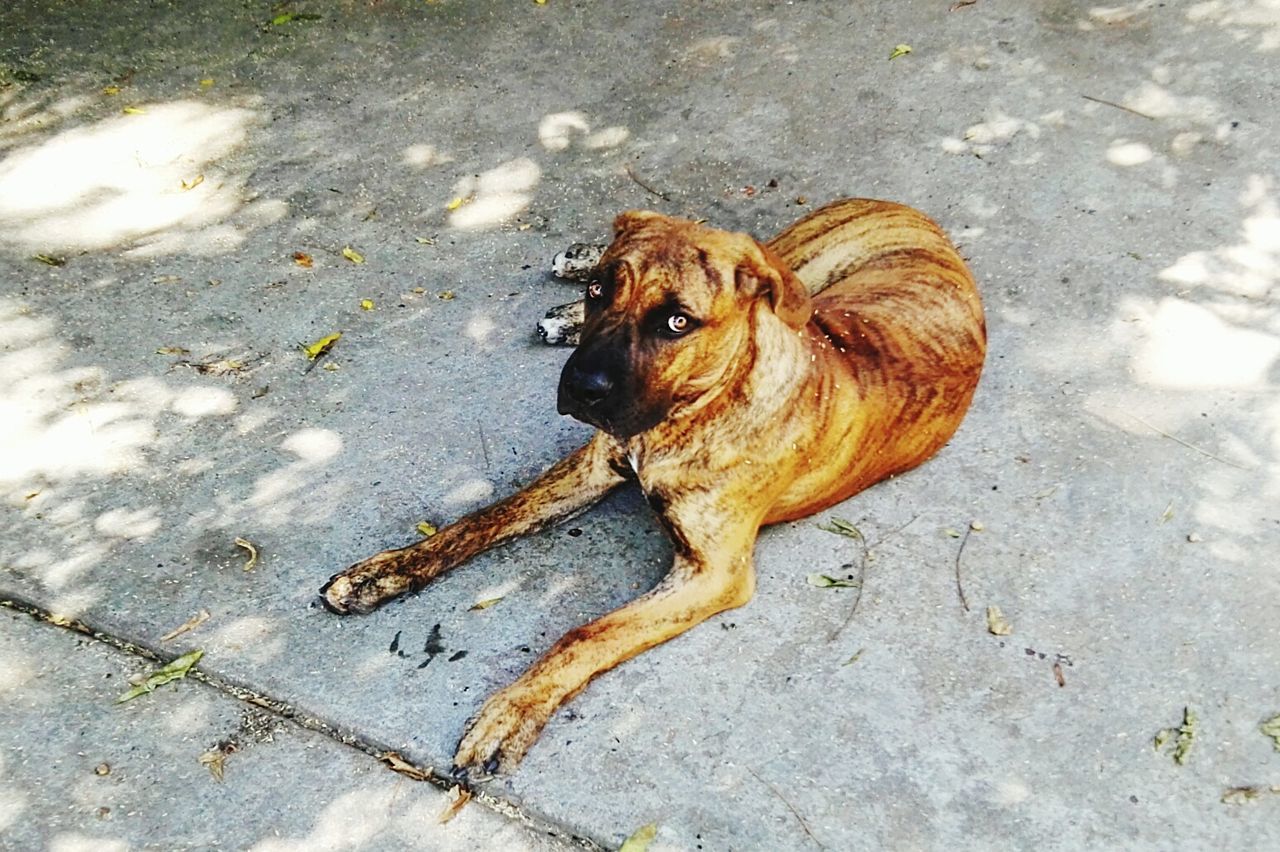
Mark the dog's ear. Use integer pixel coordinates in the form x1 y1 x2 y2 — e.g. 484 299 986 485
612 210 663 238
738 240 812 329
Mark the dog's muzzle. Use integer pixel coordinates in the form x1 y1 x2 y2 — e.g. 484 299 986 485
557 344 624 426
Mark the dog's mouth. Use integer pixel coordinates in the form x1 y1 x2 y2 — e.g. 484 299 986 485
556 386 668 440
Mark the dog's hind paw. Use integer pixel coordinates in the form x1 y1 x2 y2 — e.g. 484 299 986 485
536 299 584 346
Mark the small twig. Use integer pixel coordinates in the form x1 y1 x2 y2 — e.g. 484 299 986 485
1123 412 1250 470
1081 94 1156 121
865 514 919 550
954 527 972 613
827 529 866 642
949 0 977 10
624 162 670 201
745 767 826 850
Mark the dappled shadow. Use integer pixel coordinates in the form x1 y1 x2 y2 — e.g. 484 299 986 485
0 294 349 626
0 96 285 256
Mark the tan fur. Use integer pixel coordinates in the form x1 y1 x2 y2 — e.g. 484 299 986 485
321 198 986 778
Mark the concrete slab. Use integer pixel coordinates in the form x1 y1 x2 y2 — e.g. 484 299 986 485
0 607 574 851
1 0 1278 849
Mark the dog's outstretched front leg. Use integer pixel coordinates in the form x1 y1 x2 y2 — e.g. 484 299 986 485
452 513 759 778
321 432 628 615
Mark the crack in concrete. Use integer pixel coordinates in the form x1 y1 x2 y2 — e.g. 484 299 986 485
0 594 603 851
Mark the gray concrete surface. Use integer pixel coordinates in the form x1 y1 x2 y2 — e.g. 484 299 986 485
0 607 573 851
2 0 1278 849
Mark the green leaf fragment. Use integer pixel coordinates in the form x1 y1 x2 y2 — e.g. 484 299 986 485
1153 728 1172 751
818 517 864 540
116 649 203 703
1260 713 1280 751
1174 706 1197 765
842 648 865 667
619 823 657 852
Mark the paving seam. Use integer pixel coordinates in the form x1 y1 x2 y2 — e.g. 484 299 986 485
0 593 605 851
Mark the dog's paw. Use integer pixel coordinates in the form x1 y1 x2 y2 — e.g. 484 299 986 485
551 243 606 281
320 550 415 615
451 686 551 781
536 299 584 346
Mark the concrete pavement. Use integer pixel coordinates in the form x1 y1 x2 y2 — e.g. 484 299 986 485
2 1 1278 848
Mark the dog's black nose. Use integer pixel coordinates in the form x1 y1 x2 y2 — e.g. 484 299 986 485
565 364 614 403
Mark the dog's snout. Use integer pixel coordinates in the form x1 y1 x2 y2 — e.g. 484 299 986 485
566 364 615 404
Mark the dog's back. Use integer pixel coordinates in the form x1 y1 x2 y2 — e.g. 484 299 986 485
770 199 987 490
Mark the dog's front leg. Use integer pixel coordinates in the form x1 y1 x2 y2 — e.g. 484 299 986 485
321 432 629 615
452 509 759 777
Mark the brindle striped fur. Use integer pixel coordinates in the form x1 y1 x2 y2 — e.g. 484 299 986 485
321 198 986 779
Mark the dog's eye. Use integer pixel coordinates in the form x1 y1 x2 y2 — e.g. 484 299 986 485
587 281 604 300
666 313 691 335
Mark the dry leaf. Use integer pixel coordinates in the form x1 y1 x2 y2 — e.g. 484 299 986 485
234 537 258 572
342 246 365 264
943 527 961 538
102 85 121 95
116 649 203 703
156 346 190 356
199 749 226 781
322 362 340 371
969 520 985 532
193 358 246 377
445 196 471 211
842 648 865 667
985 605 1012 636
437 784 471 824
360 298 375 311
380 751 433 781
438 290 455 300
180 175 204 191
1159 501 1174 523
416 522 438 537
33 254 66 267
122 106 146 115
469 597 503 611
619 823 658 852
415 236 437 245
199 77 214 88
161 610 210 642
818 517 863 540
293 251 314 268
889 44 912 60
300 332 342 361
1222 785 1280 804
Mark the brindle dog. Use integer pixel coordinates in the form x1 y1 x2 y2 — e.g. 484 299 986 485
321 199 987 777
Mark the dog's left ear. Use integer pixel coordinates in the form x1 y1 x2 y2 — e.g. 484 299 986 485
613 210 664 238
738 240 812 329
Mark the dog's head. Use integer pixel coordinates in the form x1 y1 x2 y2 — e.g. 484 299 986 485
557 210 812 438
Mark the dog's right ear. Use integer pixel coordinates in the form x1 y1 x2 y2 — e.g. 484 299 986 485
613 210 664 238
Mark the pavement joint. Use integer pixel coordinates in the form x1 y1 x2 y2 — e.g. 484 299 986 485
0 594 605 851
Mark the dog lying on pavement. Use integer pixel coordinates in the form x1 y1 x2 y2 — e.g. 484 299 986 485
321 198 987 777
